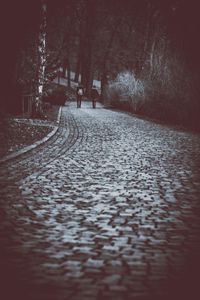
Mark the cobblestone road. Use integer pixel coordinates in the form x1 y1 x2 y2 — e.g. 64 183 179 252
0 101 200 300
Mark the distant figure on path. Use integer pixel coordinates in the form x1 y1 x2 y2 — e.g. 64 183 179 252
76 84 84 108
91 86 99 108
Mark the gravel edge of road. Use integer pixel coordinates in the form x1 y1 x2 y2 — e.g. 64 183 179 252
0 107 62 165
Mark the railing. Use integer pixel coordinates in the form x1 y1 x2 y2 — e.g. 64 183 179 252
22 94 35 117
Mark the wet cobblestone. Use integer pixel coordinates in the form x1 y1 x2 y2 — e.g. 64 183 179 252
0 101 200 300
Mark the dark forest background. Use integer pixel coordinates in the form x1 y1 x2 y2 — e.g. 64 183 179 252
1 0 200 130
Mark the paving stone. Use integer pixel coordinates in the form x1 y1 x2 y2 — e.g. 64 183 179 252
103 274 122 284
0 101 200 300
84 258 105 268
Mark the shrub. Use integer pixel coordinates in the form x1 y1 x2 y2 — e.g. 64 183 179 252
105 71 145 112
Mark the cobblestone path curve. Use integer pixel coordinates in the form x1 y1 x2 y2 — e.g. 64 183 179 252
0 101 200 300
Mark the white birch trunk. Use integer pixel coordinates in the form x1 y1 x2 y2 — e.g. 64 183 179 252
36 1 47 112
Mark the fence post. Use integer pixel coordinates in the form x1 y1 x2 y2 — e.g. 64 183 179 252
22 94 34 117
30 95 33 116
28 96 32 116
22 95 25 117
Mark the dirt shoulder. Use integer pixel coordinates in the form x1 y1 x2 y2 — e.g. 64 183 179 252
0 105 60 159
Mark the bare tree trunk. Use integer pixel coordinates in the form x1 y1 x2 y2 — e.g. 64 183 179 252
62 60 67 78
34 0 47 116
80 0 95 96
75 58 81 82
149 36 156 77
57 71 60 85
75 17 84 83
138 1 152 74
100 19 121 99
67 58 71 87
101 73 108 100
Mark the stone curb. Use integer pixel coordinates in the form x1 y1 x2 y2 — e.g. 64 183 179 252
0 107 62 165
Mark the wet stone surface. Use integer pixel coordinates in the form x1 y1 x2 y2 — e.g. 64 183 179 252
0 101 200 300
